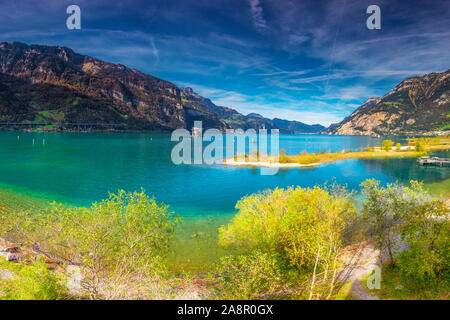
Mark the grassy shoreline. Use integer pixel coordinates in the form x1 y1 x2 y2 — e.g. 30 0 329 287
0 184 233 273
225 150 427 168
359 263 449 300
224 138 449 168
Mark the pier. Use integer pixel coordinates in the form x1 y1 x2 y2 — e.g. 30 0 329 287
417 156 450 167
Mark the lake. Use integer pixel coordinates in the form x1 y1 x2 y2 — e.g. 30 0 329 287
0 132 448 269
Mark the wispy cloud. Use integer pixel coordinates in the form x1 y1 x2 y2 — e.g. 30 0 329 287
175 82 352 126
1 0 448 126
251 69 311 77
249 0 268 32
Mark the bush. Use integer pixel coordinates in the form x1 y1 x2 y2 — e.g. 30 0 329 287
279 149 289 163
361 179 404 263
382 140 394 151
395 182 449 283
415 141 426 152
220 185 355 269
0 260 68 300
296 153 323 164
374 263 449 299
0 190 180 299
219 184 355 299
396 246 448 287
211 250 284 299
361 180 449 284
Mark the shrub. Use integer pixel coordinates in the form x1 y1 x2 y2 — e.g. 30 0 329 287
395 182 449 284
396 246 448 287
361 180 449 284
219 184 355 299
279 149 289 163
296 153 322 164
372 263 449 300
395 143 401 150
382 140 394 151
0 260 68 300
415 141 426 152
361 179 404 263
211 250 284 299
0 190 180 299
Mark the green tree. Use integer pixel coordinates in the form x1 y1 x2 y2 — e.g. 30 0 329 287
415 141 426 152
382 140 394 151
395 182 449 284
0 190 180 299
361 179 449 277
279 149 288 163
360 179 404 264
219 184 355 299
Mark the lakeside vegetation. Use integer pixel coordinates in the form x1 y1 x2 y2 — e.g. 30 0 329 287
0 133 448 300
1 178 448 300
215 184 356 299
360 263 449 300
226 136 449 167
425 179 450 198
1 190 181 299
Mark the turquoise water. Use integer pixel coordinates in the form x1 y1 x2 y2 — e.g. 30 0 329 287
1 132 448 269
0 132 448 218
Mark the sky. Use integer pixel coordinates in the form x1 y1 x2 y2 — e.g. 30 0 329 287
0 0 449 126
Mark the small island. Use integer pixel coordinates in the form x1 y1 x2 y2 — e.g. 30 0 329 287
223 137 450 168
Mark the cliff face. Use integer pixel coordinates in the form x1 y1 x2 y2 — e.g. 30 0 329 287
330 70 450 136
0 42 325 133
0 42 226 131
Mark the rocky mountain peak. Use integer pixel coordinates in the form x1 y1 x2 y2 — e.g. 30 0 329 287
0 42 325 133
329 69 449 136
0 42 229 130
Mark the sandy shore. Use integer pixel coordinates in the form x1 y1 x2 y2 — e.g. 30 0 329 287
222 160 320 168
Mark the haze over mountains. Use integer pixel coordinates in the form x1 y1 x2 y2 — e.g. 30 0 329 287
0 42 324 133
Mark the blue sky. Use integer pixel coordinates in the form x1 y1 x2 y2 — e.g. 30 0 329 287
0 0 449 126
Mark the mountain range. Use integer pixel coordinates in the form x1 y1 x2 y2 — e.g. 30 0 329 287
0 42 448 136
0 42 324 133
328 70 449 136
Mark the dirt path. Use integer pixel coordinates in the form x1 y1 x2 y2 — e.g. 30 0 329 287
338 240 381 300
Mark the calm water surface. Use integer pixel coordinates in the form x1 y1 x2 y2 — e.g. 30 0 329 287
0 132 448 217
1 132 448 269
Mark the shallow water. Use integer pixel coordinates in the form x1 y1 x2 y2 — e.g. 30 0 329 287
0 132 448 270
